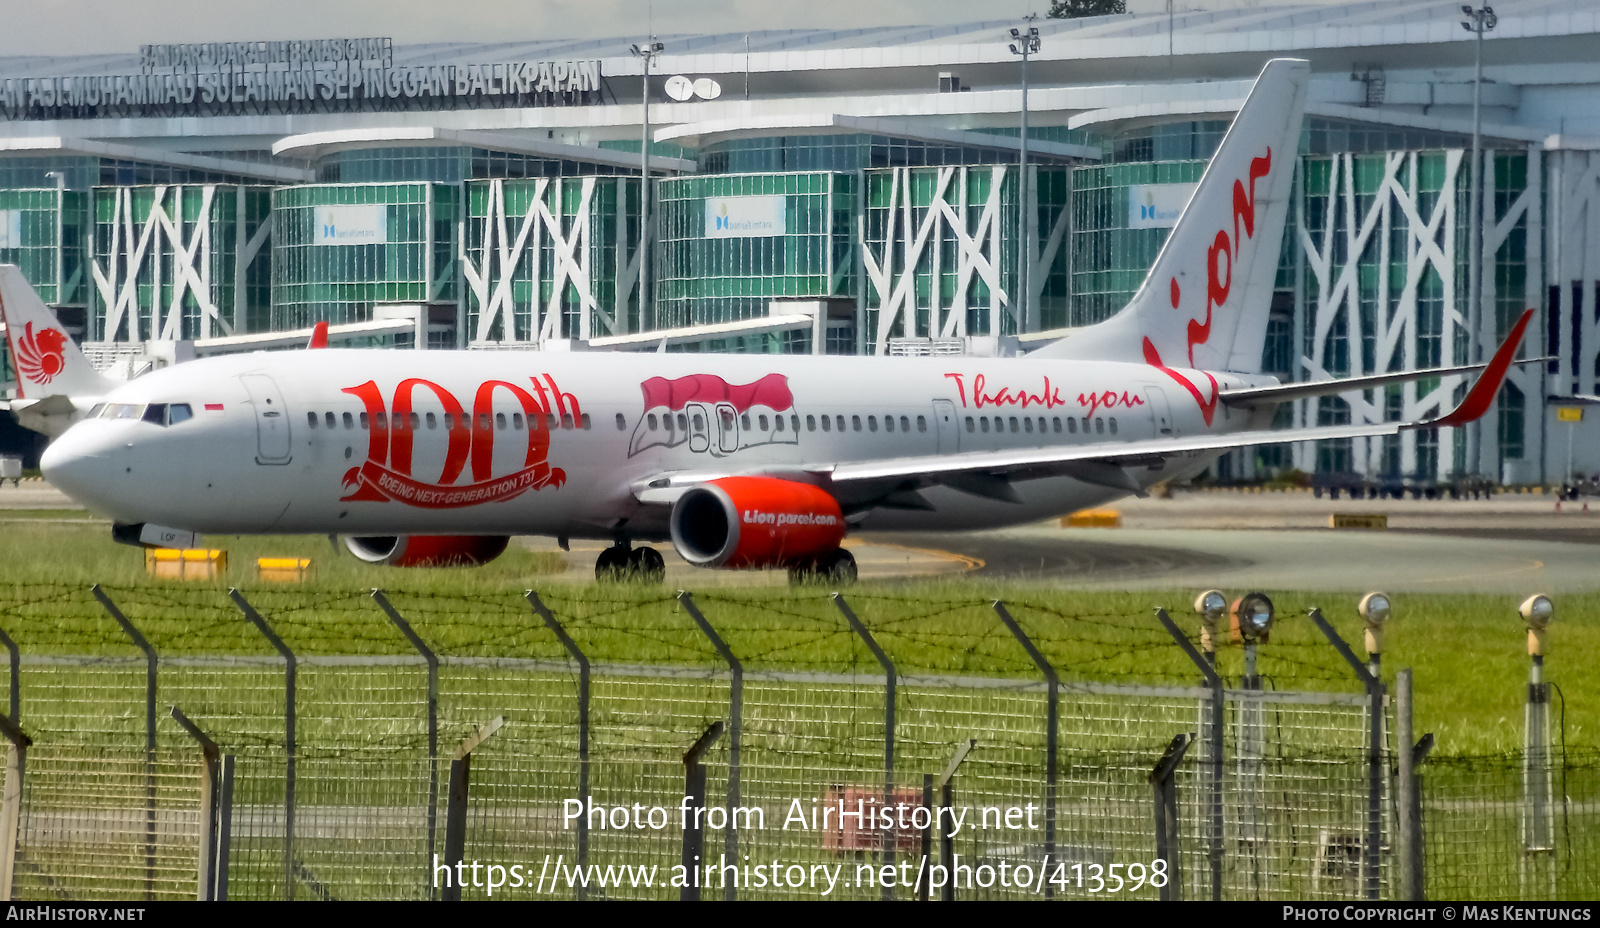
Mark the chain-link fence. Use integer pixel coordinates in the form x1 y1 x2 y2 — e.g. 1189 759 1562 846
0 582 1588 901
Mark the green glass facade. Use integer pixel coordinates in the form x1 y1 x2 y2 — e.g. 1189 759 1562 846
89 185 272 341
462 176 641 341
0 187 87 307
654 172 855 330
1069 159 1206 325
271 182 458 329
316 146 634 184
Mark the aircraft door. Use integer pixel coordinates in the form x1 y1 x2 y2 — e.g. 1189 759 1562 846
686 403 712 454
239 373 292 465
932 399 959 453
715 403 740 455
1145 386 1176 437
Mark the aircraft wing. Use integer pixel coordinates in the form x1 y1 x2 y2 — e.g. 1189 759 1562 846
633 309 1533 507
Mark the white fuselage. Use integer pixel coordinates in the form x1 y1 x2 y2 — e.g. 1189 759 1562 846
41 350 1273 541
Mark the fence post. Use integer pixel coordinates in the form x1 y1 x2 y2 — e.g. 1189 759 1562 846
1149 732 1193 901
525 591 589 898
833 593 897 902
229 589 296 902
991 601 1057 899
1395 669 1424 901
936 738 975 902
169 706 220 901
0 712 29 902
681 721 725 902
371 589 440 894
919 773 933 903
441 715 505 902
1307 608 1384 901
92 585 158 901
678 592 742 902
214 754 235 901
0 621 17 721
1154 608 1223 901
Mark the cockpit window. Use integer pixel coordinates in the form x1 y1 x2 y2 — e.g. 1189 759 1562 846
166 404 193 425
88 403 105 418
142 404 167 424
116 404 144 419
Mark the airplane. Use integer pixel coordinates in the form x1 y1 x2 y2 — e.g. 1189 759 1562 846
33 58 1539 583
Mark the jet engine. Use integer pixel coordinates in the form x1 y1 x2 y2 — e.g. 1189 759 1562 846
343 535 510 568
669 476 846 569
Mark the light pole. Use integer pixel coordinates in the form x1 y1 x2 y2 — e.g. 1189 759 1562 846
1461 4 1496 478
1008 23 1041 336
631 39 664 331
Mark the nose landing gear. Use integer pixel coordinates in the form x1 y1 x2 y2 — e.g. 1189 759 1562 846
595 541 667 584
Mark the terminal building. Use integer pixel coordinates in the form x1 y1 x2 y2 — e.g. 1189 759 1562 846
0 1 1596 485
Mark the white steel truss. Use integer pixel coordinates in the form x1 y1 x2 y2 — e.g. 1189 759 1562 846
1293 149 1541 481
462 176 641 346
1549 149 1600 398
90 185 270 343
862 165 1070 356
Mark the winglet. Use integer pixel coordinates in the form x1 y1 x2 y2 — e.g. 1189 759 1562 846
1428 308 1535 429
307 320 329 350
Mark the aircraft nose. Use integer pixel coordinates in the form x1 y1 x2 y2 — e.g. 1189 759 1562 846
41 424 126 515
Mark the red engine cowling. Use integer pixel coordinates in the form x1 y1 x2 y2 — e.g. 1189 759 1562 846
343 535 510 568
670 477 846 569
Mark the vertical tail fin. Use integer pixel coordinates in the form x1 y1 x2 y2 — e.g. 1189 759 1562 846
1033 58 1309 373
0 264 113 400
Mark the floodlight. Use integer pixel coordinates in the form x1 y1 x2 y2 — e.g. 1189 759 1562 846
1519 594 1553 630
1194 589 1227 619
1232 592 1274 641
1010 27 1021 39
1358 592 1392 628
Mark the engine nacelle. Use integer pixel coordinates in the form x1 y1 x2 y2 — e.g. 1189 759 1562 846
343 535 510 568
670 477 845 569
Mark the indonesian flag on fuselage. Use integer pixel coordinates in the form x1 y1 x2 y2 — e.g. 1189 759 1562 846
628 372 800 458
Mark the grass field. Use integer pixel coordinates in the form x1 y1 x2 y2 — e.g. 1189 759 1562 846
0 511 1594 756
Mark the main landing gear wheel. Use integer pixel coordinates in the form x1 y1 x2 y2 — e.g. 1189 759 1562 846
595 543 666 584
787 548 858 587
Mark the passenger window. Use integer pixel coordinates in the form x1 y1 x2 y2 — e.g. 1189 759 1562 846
495 413 507 430
1009 417 1019 433
305 411 317 428
616 412 626 430
343 412 354 429
528 412 541 431
900 416 910 432
806 415 816 431
917 416 926 432
477 414 491 430
1067 418 1077 434
648 413 658 430
741 413 752 430
581 414 591 430
852 416 862 432
691 413 703 431
410 412 421 431
1024 417 1033 433
1095 418 1104 434
721 409 736 430
821 416 831 432
360 412 369 429
759 414 770 431
884 416 894 433
511 413 522 430
167 404 193 426
1109 417 1118 435
676 413 687 431
1038 417 1046 433
563 414 577 430
980 418 990 433
965 417 975 433
836 415 845 432
326 412 336 428
867 416 877 432
790 415 799 432
1052 417 1061 433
